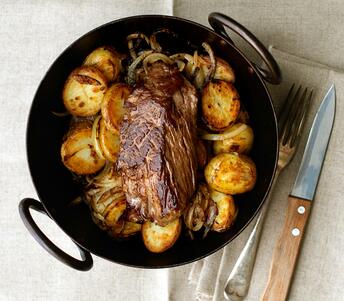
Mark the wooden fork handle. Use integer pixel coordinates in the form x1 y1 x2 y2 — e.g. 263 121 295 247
261 196 311 301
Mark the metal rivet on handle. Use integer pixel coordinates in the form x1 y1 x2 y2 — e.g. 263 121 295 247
292 228 300 236
297 206 306 214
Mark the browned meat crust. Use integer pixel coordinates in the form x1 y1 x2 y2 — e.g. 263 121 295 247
117 62 198 226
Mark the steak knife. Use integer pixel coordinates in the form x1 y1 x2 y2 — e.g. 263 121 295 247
261 85 336 301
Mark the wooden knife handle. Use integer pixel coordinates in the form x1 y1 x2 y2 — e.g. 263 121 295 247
261 196 311 301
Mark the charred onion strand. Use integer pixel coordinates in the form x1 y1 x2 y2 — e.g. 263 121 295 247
149 29 176 52
127 33 150 60
184 203 196 230
127 50 153 85
91 115 105 159
191 50 199 76
184 202 205 232
94 161 112 179
51 110 70 117
191 204 205 231
201 124 248 141
170 53 196 77
202 42 216 84
169 53 194 62
203 200 218 238
194 68 205 90
174 59 186 72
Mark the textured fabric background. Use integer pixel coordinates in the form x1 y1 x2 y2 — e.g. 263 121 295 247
173 0 344 69
1 1 343 301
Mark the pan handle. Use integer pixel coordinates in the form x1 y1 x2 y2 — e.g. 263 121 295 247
19 198 93 271
208 12 281 84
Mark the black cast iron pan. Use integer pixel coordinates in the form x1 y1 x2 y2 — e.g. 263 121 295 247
19 13 280 271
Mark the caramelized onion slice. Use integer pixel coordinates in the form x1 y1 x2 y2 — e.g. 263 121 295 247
127 50 153 85
201 124 248 141
91 115 105 159
143 53 173 73
127 33 150 60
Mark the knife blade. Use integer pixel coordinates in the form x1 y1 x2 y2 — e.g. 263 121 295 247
291 84 336 200
261 84 336 301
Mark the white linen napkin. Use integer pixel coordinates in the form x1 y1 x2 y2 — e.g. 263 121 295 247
175 47 344 301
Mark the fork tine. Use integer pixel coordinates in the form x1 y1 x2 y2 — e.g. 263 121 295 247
283 86 306 145
278 83 295 136
281 85 303 144
289 89 313 147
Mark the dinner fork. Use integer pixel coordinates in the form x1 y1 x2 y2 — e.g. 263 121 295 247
224 84 313 301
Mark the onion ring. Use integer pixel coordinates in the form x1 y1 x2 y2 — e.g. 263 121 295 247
91 115 105 159
127 50 153 85
127 33 150 60
201 124 248 141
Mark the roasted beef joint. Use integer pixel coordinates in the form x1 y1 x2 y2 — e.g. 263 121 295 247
117 62 198 226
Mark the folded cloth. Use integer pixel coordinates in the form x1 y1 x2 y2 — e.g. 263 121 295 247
168 47 344 301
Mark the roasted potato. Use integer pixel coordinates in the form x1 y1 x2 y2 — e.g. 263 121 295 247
210 190 237 232
83 46 122 82
142 218 181 253
101 83 131 133
201 55 235 83
202 81 240 131
98 118 120 162
205 153 257 195
61 123 105 175
63 66 107 117
213 123 254 155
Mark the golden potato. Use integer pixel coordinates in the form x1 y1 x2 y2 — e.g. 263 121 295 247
205 153 257 195
202 55 235 83
142 218 181 253
101 83 131 133
63 66 107 117
98 118 120 162
213 123 254 155
202 81 240 131
83 46 122 82
61 123 105 175
210 190 237 232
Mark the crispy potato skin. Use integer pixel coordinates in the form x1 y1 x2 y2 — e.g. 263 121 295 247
202 81 240 131
63 66 107 117
213 123 254 155
142 218 181 253
61 123 105 174
98 118 120 162
210 190 237 232
205 153 256 195
83 46 122 82
101 83 131 133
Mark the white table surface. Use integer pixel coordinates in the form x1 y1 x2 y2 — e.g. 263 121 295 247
1 1 343 300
